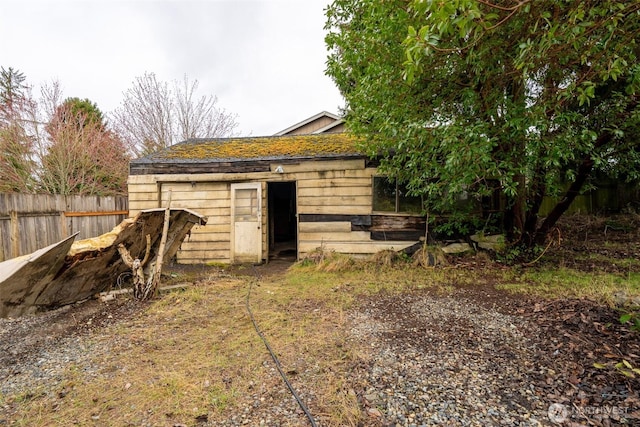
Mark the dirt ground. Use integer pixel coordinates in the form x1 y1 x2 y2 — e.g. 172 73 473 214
1 214 639 425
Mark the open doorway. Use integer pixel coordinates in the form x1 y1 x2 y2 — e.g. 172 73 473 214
267 181 297 260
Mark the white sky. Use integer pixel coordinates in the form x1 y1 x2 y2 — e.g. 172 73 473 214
0 0 345 136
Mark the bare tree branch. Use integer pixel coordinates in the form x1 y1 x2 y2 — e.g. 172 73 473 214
112 72 239 157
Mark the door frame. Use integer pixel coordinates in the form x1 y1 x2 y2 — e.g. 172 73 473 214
230 182 263 264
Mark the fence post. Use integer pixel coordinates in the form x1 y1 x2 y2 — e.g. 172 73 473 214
60 211 68 238
0 224 4 262
10 210 19 258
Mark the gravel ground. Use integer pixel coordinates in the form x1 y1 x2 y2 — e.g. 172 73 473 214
1 281 638 426
350 294 552 426
347 287 639 427
0 298 140 399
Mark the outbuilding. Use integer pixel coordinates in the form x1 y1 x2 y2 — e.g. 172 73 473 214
128 115 426 264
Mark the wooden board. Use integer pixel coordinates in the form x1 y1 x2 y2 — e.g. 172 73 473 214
269 159 364 173
299 240 417 255
299 231 371 242
297 205 371 215
370 230 425 241
297 186 371 197
298 195 371 207
298 221 352 233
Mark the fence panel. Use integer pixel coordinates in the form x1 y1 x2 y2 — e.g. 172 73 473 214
0 194 128 261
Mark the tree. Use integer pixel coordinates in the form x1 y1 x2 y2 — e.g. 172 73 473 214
0 66 27 108
0 66 36 192
326 0 640 247
39 98 129 195
175 75 239 142
112 72 239 156
58 97 105 130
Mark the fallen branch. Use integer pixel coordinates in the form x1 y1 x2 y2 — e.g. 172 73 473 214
117 234 151 300
148 191 172 299
99 283 192 301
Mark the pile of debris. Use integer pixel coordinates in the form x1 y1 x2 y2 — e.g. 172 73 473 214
0 208 206 318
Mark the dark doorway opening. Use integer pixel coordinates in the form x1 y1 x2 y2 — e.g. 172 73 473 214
268 181 297 260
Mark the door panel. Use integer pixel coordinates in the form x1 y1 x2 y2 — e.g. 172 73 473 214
231 183 262 263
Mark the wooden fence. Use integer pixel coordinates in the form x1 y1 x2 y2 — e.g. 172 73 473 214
0 194 128 261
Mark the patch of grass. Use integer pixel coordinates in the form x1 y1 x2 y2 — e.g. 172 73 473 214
573 253 640 270
8 250 639 426
497 268 640 304
8 266 395 426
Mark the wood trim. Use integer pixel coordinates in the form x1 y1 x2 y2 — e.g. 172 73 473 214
64 210 129 217
269 158 364 173
370 230 425 241
298 214 426 234
371 214 426 230
298 214 372 226
130 155 366 175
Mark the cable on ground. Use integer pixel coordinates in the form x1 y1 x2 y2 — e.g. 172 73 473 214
247 265 318 427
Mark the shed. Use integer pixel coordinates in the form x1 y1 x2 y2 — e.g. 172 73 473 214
128 132 426 264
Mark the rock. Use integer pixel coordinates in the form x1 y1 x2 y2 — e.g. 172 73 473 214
441 243 473 254
613 291 640 307
364 393 380 405
367 407 383 417
470 234 505 251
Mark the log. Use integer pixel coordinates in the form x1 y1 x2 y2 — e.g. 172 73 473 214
148 191 172 298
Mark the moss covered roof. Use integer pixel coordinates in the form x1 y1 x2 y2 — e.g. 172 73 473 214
135 133 363 164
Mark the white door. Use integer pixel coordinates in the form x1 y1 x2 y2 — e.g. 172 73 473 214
231 182 262 263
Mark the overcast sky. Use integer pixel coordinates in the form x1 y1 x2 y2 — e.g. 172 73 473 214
0 0 345 136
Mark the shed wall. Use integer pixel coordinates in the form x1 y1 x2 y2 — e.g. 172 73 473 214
127 159 419 263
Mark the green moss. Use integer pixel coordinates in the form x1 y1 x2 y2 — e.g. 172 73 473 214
159 134 362 160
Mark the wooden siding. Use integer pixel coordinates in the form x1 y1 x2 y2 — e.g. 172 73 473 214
158 182 231 264
127 159 421 263
0 194 128 261
280 116 339 136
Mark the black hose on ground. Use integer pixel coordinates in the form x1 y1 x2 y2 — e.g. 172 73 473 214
247 266 318 427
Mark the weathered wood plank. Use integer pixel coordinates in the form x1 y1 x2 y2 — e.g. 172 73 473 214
297 205 371 215
299 214 372 226
298 195 371 207
298 221 352 233
179 241 230 251
299 231 371 242
299 240 417 254
297 186 371 197
127 183 159 193
297 176 372 189
130 155 368 176
129 201 158 211
128 166 377 185
371 215 426 230
175 252 228 264
157 190 229 201
127 192 159 202
370 230 425 241
181 231 230 243
10 211 19 258
190 223 231 233
269 159 364 173
127 175 157 185
130 160 273 175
